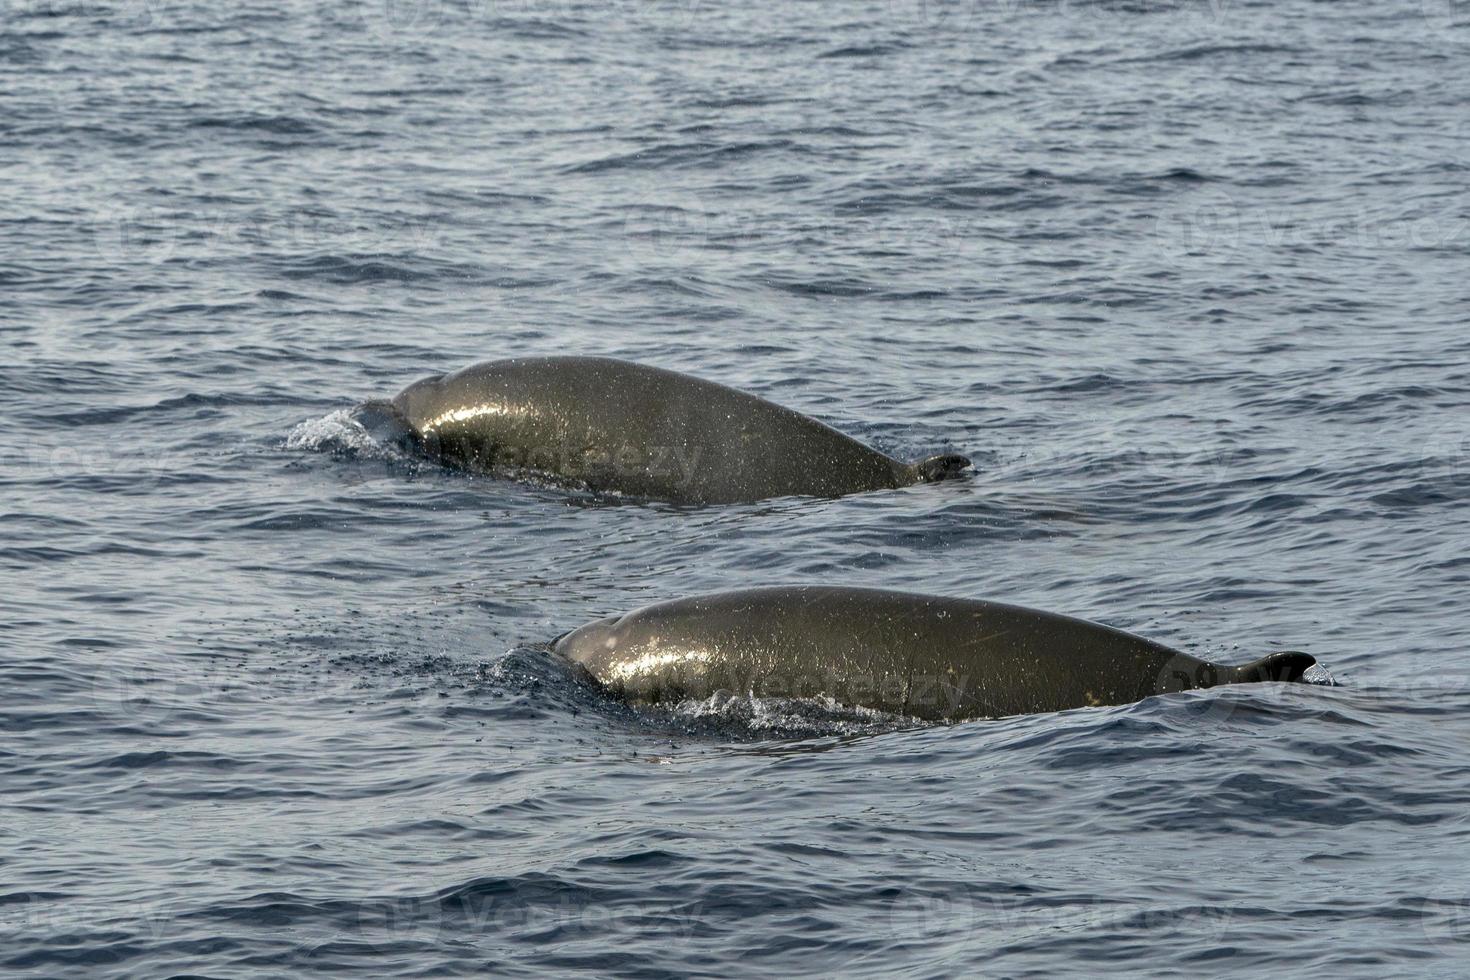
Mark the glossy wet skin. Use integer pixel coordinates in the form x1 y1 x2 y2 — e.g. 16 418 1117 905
554 586 1316 721
386 356 959 503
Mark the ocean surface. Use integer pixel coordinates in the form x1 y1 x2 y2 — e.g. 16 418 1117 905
5 0 1470 975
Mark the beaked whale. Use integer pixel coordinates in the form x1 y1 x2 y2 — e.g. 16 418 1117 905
353 356 969 503
553 586 1318 721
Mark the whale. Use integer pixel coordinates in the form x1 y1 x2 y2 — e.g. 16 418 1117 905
352 356 969 503
552 586 1318 721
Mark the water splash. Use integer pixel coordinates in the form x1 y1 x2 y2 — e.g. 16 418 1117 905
285 408 403 459
1302 662 1338 686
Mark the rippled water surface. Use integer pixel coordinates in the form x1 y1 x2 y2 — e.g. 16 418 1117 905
5 0 1470 975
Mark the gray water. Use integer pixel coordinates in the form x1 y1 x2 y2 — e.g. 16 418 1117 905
5 0 1470 975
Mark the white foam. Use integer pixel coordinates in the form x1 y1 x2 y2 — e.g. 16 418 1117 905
665 689 920 736
1303 662 1337 686
285 409 400 459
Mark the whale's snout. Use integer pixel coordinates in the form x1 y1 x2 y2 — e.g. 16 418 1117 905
911 453 972 483
350 399 422 454
552 615 621 661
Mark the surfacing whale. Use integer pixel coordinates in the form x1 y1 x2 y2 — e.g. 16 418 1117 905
553 586 1319 721
352 356 969 503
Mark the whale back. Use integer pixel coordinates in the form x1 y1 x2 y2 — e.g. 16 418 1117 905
381 357 956 503
554 586 1317 720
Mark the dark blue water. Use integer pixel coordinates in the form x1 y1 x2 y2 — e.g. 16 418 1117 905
5 0 1470 974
